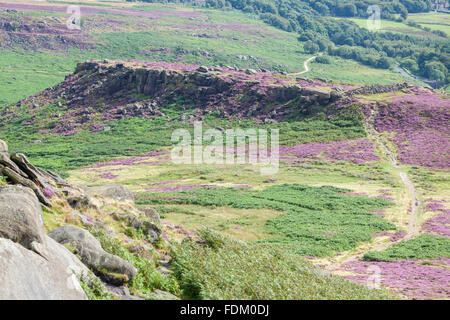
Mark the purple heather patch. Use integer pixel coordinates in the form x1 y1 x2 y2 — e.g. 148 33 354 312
340 258 450 300
90 151 168 168
163 222 195 236
422 199 450 238
371 209 385 218
376 194 395 201
98 172 118 180
147 180 180 186
390 231 407 242
0 3 204 18
280 138 380 164
341 192 370 197
367 88 450 170
147 184 216 193
374 231 405 242
42 187 54 198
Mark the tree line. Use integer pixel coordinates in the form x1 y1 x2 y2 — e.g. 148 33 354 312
128 0 449 83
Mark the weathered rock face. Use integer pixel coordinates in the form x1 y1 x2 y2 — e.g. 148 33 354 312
0 141 66 207
0 185 89 300
0 139 7 154
0 140 157 299
48 225 137 284
11 60 348 136
347 83 412 96
0 185 45 251
105 284 144 300
90 184 134 202
112 211 162 243
0 238 87 300
151 289 180 300
67 194 96 210
141 207 161 224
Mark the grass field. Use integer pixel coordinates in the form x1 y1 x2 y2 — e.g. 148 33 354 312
136 184 395 257
407 12 450 36
342 13 449 37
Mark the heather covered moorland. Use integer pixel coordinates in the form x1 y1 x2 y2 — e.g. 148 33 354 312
0 0 449 301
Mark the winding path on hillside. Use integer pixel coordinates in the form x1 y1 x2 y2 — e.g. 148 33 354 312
288 53 323 77
365 107 422 239
319 106 422 271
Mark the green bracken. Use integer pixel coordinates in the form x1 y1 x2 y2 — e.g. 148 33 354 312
172 228 396 299
363 234 450 261
137 184 395 257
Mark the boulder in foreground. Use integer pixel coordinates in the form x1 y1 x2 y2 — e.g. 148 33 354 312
48 225 137 284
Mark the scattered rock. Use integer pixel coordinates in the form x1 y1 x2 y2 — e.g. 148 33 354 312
0 238 87 300
106 284 144 300
48 225 137 285
90 184 134 202
347 83 410 96
0 139 7 153
150 289 179 300
0 185 45 251
196 66 209 73
159 258 172 268
157 266 172 275
67 193 96 210
142 220 162 243
72 211 94 226
112 212 162 243
140 207 161 224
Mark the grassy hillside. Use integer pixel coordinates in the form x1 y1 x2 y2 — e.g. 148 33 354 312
341 12 450 37
172 228 395 299
0 1 423 105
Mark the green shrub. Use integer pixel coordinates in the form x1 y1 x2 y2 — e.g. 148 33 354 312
90 229 180 298
364 234 450 262
138 184 395 257
80 275 114 300
172 228 395 300
315 55 332 64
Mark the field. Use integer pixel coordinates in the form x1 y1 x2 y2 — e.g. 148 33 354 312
342 12 450 37
407 12 450 36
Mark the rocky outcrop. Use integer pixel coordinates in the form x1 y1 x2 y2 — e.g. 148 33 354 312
141 207 161 224
150 289 180 300
0 238 87 300
89 184 134 202
347 83 412 96
0 185 45 251
0 140 96 210
0 139 171 299
0 139 64 207
11 60 347 136
105 284 144 300
0 184 90 300
112 211 162 243
0 140 7 153
48 225 137 284
0 15 94 51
